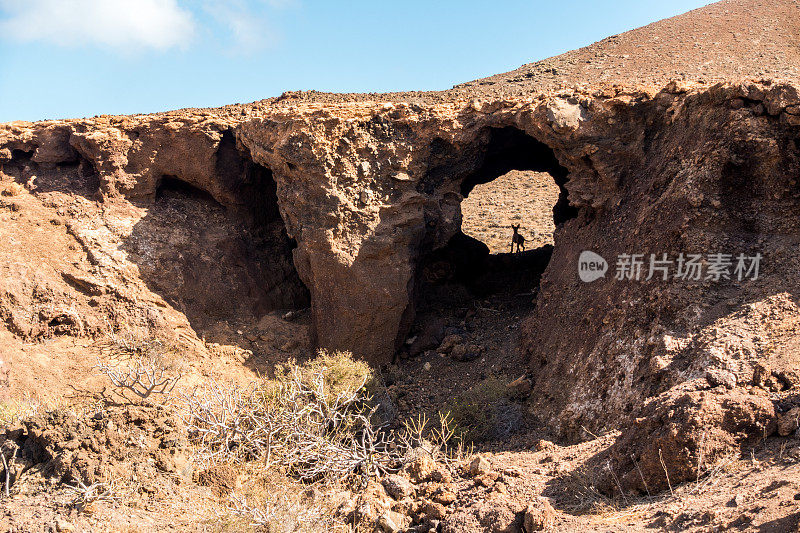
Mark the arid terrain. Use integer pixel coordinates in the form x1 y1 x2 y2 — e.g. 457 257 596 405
2 0 800 531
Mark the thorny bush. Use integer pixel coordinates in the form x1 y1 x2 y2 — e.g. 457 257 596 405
182 351 467 488
182 351 398 486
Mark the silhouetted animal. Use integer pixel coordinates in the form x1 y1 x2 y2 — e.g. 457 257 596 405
511 224 525 253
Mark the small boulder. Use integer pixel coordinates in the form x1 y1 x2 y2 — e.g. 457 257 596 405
533 439 556 452
354 481 394 525
524 497 556 531
706 368 737 389
433 490 457 506
383 474 415 500
406 454 436 483
451 343 482 362
437 334 463 355
379 510 411 533
424 501 448 520
55 520 75 533
475 472 500 487
476 495 524 533
507 375 533 398
729 493 745 507
468 455 491 477
431 465 453 483
778 407 800 436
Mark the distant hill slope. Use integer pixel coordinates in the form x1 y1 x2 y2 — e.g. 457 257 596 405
258 0 800 108
458 0 800 96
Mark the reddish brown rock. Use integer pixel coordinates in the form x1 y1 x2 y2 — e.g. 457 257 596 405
523 497 556 531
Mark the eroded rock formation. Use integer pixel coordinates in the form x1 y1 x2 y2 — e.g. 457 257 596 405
3 80 800 493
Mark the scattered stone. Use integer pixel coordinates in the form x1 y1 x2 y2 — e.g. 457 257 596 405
55 519 75 533
524 497 556 531
355 481 394 525
450 343 483 362
475 473 497 488
424 501 448 520
729 98 746 110
729 493 745 507
706 368 737 389
506 375 533 398
493 482 509 494
431 466 453 484
437 334 463 355
533 439 556 452
777 407 800 436
383 474 415 500
474 495 524 533
379 510 411 532
468 455 492 477
406 454 436 483
433 490 457 506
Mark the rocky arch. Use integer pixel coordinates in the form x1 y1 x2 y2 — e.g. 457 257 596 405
397 125 578 356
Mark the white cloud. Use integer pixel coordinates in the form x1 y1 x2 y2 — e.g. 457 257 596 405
263 0 296 8
0 0 196 50
204 1 272 51
203 0 296 52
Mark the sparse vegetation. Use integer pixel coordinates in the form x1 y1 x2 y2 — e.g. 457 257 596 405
445 376 513 442
95 331 183 402
183 351 395 484
65 479 120 510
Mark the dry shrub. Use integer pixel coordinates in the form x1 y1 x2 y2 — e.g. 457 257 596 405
95 331 183 403
284 350 374 398
445 377 517 442
213 469 352 533
396 411 470 463
183 350 396 484
0 398 43 427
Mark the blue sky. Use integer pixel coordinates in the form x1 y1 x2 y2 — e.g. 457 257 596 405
0 0 713 122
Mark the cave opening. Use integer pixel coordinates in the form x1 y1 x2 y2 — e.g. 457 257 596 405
128 141 310 354
400 126 575 359
156 175 222 205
